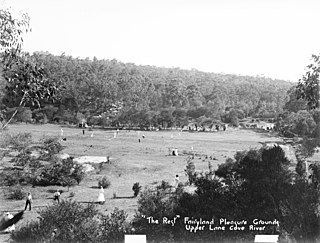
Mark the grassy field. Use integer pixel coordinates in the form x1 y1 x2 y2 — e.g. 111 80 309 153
0 123 285 240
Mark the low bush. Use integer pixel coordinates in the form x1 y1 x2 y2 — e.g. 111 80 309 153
156 180 170 190
98 176 111 189
132 182 141 197
133 187 176 242
39 136 63 160
61 177 77 191
11 200 99 242
6 186 25 200
34 157 85 187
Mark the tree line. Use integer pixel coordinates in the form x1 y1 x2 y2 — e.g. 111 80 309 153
0 51 294 129
275 54 320 158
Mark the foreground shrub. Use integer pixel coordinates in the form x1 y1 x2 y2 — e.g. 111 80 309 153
98 176 111 189
11 201 132 243
184 157 197 185
11 200 99 243
11 221 40 243
133 188 176 242
99 208 132 242
132 146 320 243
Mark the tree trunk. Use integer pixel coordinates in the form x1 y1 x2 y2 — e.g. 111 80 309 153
1 109 18 129
1 91 27 130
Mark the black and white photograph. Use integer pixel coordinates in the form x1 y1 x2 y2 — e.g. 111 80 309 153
0 0 320 242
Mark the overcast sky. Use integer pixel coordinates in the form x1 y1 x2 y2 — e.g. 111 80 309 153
4 0 320 81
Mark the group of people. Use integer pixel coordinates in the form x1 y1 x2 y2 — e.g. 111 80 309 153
2 175 179 235
23 188 105 211
23 190 61 212
21 174 179 213
1 190 60 234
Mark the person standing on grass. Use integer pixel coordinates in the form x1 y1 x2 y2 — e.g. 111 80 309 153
97 186 105 204
24 192 32 211
54 190 61 204
174 175 180 188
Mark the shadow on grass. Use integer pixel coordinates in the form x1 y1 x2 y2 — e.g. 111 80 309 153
113 196 135 199
47 189 65 194
90 186 102 189
252 128 274 134
78 201 106 205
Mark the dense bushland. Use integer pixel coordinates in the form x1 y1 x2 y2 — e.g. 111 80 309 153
11 200 132 243
132 146 320 243
34 157 85 187
0 51 293 129
0 133 85 189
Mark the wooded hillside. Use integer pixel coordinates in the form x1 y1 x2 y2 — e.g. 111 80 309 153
0 51 294 127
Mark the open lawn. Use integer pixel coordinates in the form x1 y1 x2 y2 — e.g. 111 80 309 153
0 123 285 240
